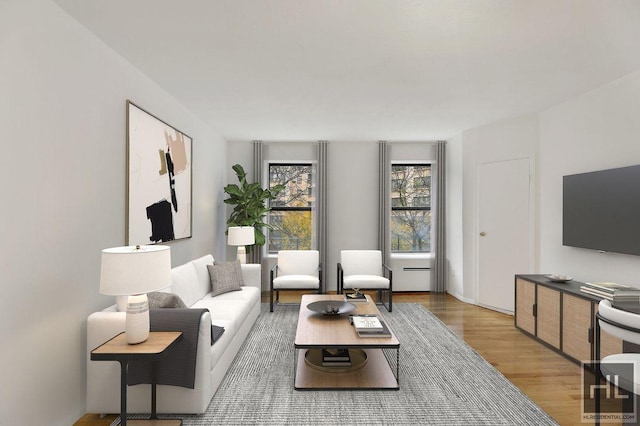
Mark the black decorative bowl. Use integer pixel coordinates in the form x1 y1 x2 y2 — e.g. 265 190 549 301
307 300 356 316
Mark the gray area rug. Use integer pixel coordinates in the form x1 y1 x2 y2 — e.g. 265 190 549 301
176 303 558 425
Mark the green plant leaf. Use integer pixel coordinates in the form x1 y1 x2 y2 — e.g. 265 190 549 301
223 163 279 247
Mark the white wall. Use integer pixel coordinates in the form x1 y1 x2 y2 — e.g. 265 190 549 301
539 69 640 284
0 1 227 424
327 142 380 290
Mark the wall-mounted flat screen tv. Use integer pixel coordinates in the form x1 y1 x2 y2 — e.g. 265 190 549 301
563 164 640 256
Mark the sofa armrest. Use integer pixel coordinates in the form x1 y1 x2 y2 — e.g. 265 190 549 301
241 263 262 291
86 309 213 413
87 311 126 352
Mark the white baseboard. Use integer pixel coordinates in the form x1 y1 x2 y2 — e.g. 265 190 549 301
446 290 514 316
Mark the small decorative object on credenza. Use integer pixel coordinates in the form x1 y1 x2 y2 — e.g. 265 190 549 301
579 281 640 302
99 244 171 344
547 274 572 283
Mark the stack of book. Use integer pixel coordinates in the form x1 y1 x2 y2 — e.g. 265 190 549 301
350 314 392 338
580 282 640 302
321 348 351 367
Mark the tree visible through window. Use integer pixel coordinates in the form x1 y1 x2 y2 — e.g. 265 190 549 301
268 164 314 252
391 164 431 252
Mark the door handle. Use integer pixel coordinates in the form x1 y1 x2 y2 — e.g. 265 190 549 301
480 232 487 237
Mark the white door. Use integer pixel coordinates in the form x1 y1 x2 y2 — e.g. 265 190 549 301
477 158 531 313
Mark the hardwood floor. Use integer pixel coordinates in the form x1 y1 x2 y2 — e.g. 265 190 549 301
409 293 588 426
75 292 599 426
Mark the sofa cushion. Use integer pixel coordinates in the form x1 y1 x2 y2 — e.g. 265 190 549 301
192 286 260 333
273 275 320 289
147 291 187 309
207 261 244 297
171 262 201 307
343 275 390 289
191 255 215 299
277 250 319 276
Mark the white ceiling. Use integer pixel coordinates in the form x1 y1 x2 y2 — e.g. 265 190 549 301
53 0 640 142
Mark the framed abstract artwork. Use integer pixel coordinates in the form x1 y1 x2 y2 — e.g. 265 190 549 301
126 100 192 244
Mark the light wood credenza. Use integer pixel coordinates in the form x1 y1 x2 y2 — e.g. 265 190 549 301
515 274 624 364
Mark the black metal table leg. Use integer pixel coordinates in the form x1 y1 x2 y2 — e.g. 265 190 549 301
119 360 128 426
151 360 158 420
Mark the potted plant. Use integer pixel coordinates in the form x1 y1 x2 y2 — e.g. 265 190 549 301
224 164 285 247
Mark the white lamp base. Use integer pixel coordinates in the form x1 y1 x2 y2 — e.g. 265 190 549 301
236 246 247 264
125 293 150 344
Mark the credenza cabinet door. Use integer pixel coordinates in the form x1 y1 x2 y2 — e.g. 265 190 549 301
537 286 561 349
562 294 592 362
516 275 631 366
515 278 536 335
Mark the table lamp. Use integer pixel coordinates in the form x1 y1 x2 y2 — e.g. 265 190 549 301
227 226 255 264
99 245 171 344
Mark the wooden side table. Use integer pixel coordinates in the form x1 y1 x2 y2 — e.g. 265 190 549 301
91 331 183 426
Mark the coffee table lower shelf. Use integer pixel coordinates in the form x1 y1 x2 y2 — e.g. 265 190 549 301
294 348 399 390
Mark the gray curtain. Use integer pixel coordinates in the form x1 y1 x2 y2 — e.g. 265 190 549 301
378 141 390 262
432 141 447 293
251 140 263 265
316 141 328 293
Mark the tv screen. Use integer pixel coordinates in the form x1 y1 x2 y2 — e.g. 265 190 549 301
563 164 640 256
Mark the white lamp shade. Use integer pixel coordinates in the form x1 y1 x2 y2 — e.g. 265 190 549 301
227 226 255 246
99 245 171 296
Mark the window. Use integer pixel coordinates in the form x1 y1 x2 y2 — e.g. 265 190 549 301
390 164 431 252
268 163 314 253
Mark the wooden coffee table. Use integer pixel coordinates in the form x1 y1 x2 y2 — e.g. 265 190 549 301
294 294 400 390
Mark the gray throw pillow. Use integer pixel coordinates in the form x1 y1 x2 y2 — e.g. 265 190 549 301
207 260 244 297
147 291 188 308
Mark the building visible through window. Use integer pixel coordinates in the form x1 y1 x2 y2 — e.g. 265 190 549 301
391 164 431 252
268 163 314 252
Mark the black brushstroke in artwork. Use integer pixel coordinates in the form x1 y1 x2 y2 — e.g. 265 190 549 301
166 151 178 212
146 199 175 242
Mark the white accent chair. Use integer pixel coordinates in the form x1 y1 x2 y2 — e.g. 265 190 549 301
337 250 392 312
270 250 322 312
594 299 640 421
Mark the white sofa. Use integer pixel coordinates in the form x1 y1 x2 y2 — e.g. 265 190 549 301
86 254 261 414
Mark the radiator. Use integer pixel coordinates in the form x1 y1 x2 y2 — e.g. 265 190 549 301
389 258 431 291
